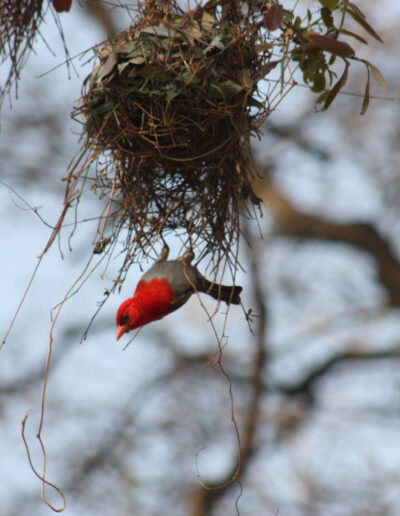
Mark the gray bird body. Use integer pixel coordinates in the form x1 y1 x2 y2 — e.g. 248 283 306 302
141 246 242 312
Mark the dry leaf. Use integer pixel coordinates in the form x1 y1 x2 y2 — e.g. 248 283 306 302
360 67 370 115
264 4 284 32
307 33 355 57
369 63 387 89
324 63 349 109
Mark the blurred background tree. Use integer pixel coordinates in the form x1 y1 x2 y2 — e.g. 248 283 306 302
1 1 400 515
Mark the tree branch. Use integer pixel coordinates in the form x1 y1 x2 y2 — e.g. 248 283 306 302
275 347 400 402
258 176 400 306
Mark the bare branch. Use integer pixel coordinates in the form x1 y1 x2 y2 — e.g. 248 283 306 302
258 176 400 306
275 347 400 402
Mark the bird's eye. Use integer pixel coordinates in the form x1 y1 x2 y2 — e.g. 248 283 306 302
120 314 129 325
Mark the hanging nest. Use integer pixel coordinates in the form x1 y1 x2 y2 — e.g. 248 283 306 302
75 0 275 268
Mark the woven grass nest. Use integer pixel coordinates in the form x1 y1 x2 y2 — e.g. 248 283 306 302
78 1 271 266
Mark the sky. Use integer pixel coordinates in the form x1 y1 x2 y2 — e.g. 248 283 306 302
2 1 400 515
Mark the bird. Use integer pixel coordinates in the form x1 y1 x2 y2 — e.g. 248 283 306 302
116 245 242 340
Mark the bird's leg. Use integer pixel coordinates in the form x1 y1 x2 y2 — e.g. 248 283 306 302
181 248 194 265
156 243 169 262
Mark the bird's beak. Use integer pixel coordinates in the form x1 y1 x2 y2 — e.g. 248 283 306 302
116 325 128 341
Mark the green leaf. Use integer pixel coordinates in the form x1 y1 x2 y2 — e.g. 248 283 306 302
339 29 368 45
369 63 387 89
347 7 383 43
247 97 265 109
211 80 243 101
293 16 302 29
328 54 336 66
282 9 294 22
319 0 339 9
312 73 326 93
90 102 112 115
315 90 329 105
320 7 334 28
348 2 366 19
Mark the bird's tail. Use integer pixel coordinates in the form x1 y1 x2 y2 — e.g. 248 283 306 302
199 279 242 305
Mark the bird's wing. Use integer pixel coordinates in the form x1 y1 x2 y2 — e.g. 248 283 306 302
169 290 193 313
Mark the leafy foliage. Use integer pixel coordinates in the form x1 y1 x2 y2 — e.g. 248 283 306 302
262 0 386 111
